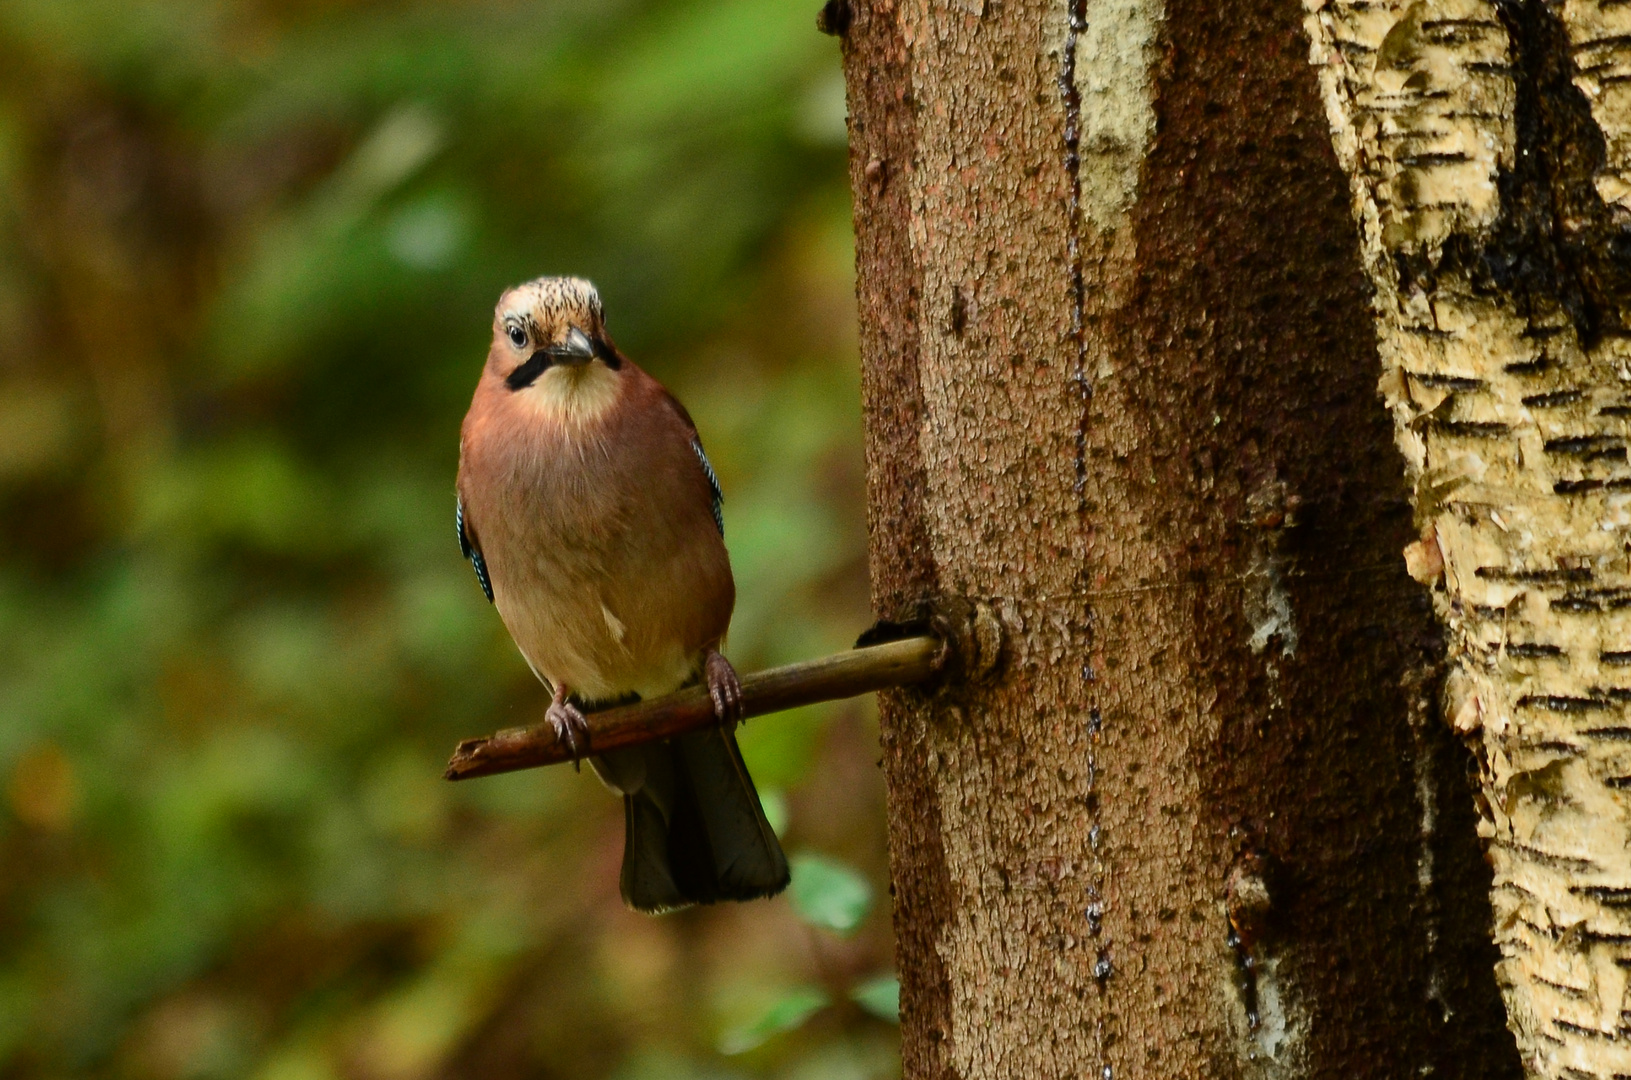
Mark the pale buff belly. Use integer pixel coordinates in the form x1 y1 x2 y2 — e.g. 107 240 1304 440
493 564 701 704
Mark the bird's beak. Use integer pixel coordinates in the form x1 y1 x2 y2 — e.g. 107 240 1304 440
545 326 596 366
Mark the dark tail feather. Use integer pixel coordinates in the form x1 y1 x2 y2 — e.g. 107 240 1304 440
618 727 789 913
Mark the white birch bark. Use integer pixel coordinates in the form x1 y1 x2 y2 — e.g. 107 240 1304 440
1306 2 1631 1075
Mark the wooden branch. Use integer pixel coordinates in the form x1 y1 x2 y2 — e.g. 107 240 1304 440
444 634 944 781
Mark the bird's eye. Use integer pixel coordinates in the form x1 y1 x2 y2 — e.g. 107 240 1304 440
506 325 527 349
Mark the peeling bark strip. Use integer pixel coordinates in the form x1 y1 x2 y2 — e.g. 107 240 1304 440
1305 1 1631 1075
846 0 1517 1075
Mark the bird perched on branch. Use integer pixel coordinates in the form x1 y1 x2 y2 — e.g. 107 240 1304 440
455 276 788 913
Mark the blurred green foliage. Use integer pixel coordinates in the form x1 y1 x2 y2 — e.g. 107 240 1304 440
0 1 894 1077
786 855 870 938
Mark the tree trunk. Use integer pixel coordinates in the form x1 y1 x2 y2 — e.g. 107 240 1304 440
839 0 1521 1076
1304 2 1631 1076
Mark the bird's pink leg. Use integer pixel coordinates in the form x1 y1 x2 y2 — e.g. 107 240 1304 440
703 649 743 725
546 683 591 766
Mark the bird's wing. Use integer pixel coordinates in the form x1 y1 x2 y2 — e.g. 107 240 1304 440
456 495 494 602
692 437 724 537
659 390 725 537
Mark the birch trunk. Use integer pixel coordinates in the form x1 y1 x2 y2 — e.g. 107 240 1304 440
1304 1 1631 1075
840 0 1520 1075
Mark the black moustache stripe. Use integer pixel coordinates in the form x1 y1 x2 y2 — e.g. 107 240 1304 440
505 350 553 390
592 336 621 370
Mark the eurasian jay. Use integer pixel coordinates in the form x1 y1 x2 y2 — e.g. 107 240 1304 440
455 276 790 912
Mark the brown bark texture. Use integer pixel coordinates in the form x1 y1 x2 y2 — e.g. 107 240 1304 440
840 0 1521 1076
1305 1 1631 1076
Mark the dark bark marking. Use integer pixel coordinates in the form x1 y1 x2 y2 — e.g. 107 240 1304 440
1123 0 1521 1071
1398 0 1631 346
1506 643 1566 657
1059 0 1091 507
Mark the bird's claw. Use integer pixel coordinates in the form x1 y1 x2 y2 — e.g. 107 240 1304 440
704 650 743 725
546 698 591 768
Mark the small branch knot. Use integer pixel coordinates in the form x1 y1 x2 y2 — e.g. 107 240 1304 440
816 0 851 36
859 595 1006 685
957 598 1004 681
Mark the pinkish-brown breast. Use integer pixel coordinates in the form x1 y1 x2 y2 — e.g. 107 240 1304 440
456 363 734 703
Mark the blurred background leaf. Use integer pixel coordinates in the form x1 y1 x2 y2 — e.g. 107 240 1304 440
717 986 828 1057
848 977 898 1024
788 854 870 937
0 1 894 1077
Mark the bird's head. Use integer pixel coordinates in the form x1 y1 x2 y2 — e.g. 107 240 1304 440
488 277 626 423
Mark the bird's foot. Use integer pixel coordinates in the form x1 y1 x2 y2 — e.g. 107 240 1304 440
546 689 591 769
704 649 743 725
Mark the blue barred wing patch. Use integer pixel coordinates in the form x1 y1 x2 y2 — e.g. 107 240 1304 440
692 438 724 536
456 496 494 603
